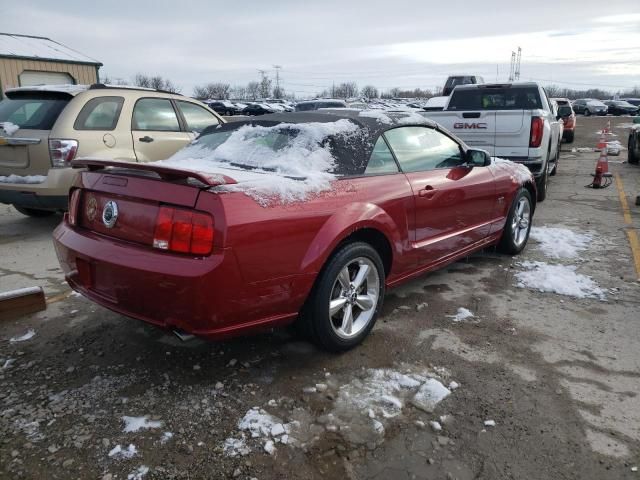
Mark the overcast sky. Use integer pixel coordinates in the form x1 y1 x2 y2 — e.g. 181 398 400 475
2 0 639 97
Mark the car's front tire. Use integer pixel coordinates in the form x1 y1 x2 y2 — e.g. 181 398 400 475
13 205 55 217
301 242 385 352
584 109 591 116
498 188 533 255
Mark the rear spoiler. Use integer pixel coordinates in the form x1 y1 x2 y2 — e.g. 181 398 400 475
71 158 236 187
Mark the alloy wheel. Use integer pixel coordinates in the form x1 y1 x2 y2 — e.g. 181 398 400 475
328 257 380 339
511 197 531 247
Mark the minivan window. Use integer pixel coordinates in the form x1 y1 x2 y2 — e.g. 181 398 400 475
0 94 70 130
176 101 219 133
448 87 542 110
132 98 180 131
74 96 124 131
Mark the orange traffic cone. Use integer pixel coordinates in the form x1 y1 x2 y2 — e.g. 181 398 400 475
588 122 612 189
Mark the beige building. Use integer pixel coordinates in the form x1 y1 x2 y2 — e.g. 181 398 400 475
0 32 102 99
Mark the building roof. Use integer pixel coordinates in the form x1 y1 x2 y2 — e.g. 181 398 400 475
0 32 102 66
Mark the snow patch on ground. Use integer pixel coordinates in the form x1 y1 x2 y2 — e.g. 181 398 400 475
223 436 250 457
122 415 163 433
0 122 19 136
108 444 137 459
160 432 173 444
157 119 360 206
492 157 533 185
515 261 605 299
10 329 35 343
127 466 149 479
410 379 452 412
0 175 47 184
448 307 474 322
530 226 591 259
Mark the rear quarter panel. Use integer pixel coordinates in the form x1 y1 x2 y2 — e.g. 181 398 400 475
218 174 415 285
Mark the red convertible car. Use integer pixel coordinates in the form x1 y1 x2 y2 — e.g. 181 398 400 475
53 112 536 351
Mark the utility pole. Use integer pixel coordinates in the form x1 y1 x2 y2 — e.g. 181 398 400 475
273 65 282 98
508 51 516 82
514 47 522 81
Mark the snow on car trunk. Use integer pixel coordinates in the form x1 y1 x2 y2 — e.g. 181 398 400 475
155 119 360 206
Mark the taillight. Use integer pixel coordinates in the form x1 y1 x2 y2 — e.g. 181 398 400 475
68 189 81 226
153 206 214 255
563 117 574 129
529 117 543 148
49 139 78 168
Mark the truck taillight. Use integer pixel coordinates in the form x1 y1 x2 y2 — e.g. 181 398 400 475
68 188 81 226
529 117 543 148
153 206 214 255
49 139 78 168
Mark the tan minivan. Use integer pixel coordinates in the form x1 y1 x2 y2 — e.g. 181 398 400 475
0 84 224 216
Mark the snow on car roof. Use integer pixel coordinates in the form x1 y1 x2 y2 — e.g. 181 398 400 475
5 84 90 95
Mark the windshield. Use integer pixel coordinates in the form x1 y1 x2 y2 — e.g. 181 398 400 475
558 105 572 117
0 94 70 130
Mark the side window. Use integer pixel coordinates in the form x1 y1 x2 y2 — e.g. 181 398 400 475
365 137 399 175
384 127 463 172
176 101 219 133
74 96 124 130
132 98 180 131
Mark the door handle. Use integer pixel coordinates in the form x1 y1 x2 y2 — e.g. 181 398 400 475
418 185 436 199
139 136 154 143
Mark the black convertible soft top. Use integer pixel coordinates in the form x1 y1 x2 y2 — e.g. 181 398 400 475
199 111 436 176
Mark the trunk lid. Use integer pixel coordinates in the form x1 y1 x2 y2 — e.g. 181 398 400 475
73 159 234 247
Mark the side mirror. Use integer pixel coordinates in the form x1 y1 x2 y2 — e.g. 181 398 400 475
465 149 491 167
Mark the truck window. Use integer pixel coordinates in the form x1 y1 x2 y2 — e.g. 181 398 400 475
448 87 542 111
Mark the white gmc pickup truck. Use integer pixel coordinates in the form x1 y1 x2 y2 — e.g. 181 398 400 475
421 82 563 201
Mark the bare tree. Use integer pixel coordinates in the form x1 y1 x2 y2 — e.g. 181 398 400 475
334 82 358 99
259 76 272 99
192 82 231 100
246 81 261 100
133 73 181 93
230 85 247 99
360 85 379 99
272 85 285 99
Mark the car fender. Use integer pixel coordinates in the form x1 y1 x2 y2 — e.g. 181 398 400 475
299 202 404 275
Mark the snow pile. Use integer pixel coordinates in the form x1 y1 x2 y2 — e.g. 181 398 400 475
359 110 393 124
530 226 591 259
492 157 533 184
515 261 605 299
127 466 149 480
448 307 474 322
10 329 35 343
223 436 250 457
122 415 163 433
108 444 137 459
223 407 292 457
160 432 173 444
157 119 360 206
0 175 46 184
572 147 594 153
410 379 452 412
0 122 19 136
396 112 430 124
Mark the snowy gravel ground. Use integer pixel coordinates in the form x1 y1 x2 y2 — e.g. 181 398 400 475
1 117 640 479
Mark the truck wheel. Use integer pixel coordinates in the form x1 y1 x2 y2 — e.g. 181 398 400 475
301 242 384 352
536 162 549 202
13 206 55 217
629 137 639 165
564 131 574 143
498 188 533 255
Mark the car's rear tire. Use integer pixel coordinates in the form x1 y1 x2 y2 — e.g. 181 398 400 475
300 242 385 352
564 130 574 143
497 188 533 255
630 136 639 165
13 205 55 217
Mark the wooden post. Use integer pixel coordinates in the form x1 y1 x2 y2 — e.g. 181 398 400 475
0 287 46 322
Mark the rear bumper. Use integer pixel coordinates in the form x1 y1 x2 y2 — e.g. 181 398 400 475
0 168 78 210
494 155 545 178
52 218 310 339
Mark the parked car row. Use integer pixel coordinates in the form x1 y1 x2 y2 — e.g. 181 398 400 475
571 98 639 116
